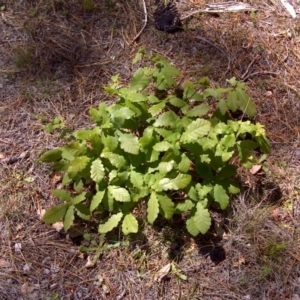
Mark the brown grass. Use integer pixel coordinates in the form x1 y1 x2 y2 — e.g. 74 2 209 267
1 0 300 299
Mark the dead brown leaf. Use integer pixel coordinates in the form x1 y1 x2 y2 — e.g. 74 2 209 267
233 256 246 267
250 165 262 175
154 263 171 282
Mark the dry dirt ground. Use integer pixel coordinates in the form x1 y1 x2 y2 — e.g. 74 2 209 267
0 0 300 299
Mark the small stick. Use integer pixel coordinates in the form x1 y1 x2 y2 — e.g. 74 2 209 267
131 0 148 43
242 71 279 81
181 1 255 21
241 55 259 80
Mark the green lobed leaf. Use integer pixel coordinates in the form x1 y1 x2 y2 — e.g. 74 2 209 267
62 142 87 161
132 186 150 202
147 192 159 224
64 205 75 231
180 119 211 142
118 133 140 155
153 111 179 128
236 121 255 136
154 70 176 90
227 77 237 86
62 172 74 185
103 189 115 212
218 98 228 115
139 127 154 148
43 116 65 134
68 156 90 173
74 127 101 141
122 213 138 235
132 49 144 64
52 189 73 203
153 141 172 152
183 81 195 100
202 136 218 150
236 88 256 117
169 96 187 108
114 107 135 120
221 151 234 162
90 158 105 183
220 133 236 148
200 154 211 164
158 161 174 174
130 68 152 91
165 132 181 143
75 203 90 220
192 93 204 102
125 92 148 102
102 135 118 151
186 104 210 117
73 179 84 193
237 140 258 162
255 135 271 154
161 64 180 77
226 90 239 112
98 212 123 234
147 149 160 162
108 186 131 202
216 164 237 180
101 152 127 169
228 183 240 194
203 88 222 99
130 170 144 188
148 95 160 103
53 160 68 172
178 154 191 173
186 216 200 237
154 128 173 138
117 171 130 183
158 174 191 191
188 186 198 201
157 193 175 219
175 199 194 213
196 184 213 200
148 100 167 117
214 122 229 135
110 106 135 127
213 184 229 209
72 193 87 205
109 170 118 183
90 190 105 212
39 148 62 162
193 203 211 234
42 203 69 224
89 103 109 124
124 100 148 119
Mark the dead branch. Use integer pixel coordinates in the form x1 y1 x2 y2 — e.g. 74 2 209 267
131 0 148 43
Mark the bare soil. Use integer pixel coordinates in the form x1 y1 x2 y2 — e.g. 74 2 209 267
0 1 300 299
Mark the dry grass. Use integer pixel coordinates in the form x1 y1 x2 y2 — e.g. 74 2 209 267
1 0 300 299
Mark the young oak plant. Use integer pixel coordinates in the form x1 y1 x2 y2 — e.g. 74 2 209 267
39 52 270 237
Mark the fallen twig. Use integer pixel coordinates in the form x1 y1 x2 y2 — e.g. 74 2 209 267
0 151 29 165
241 55 259 80
181 1 255 21
242 71 279 81
131 0 148 43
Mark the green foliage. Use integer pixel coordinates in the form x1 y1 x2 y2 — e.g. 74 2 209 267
82 0 95 11
14 46 34 69
40 52 270 237
43 116 65 134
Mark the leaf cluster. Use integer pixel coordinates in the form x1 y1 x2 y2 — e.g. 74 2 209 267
40 52 270 237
